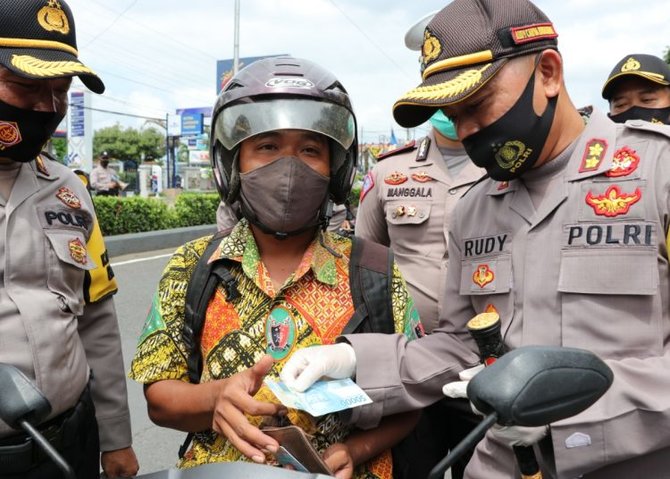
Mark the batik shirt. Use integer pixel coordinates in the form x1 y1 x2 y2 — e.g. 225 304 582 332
130 219 421 478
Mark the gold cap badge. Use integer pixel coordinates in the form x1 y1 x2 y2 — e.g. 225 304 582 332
38 0 70 35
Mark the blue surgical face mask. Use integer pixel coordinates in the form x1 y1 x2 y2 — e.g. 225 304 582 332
430 109 459 140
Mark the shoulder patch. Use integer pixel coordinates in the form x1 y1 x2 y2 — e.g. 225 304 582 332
359 171 375 203
375 140 417 161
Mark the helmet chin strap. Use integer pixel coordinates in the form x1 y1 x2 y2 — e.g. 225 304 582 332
238 189 332 240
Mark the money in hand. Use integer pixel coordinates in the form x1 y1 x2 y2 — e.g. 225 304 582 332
264 378 372 416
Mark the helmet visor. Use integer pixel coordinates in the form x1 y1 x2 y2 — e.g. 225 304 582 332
215 99 356 151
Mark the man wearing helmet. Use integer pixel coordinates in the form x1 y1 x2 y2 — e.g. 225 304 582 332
130 56 422 478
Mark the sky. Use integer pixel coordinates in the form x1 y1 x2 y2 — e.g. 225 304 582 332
65 0 670 144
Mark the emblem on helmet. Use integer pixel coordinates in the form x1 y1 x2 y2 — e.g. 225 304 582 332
38 0 70 35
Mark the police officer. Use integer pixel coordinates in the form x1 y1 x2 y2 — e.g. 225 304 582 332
0 1 137 477
281 0 670 477
355 11 484 479
602 53 670 124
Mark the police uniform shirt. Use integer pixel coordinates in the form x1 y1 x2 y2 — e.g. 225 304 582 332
356 130 484 332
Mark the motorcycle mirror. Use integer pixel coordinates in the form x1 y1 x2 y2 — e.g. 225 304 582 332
0 363 52 429
467 346 613 427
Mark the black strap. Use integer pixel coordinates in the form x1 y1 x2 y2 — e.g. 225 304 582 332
343 236 395 334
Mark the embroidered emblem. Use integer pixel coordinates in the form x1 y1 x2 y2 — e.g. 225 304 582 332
406 64 492 101
384 171 408 185
585 185 641 217
35 155 50 176
578 139 607 173
497 181 509 191
11 55 94 79
38 0 70 35
421 29 442 66
68 238 87 265
472 264 494 288
411 171 433 183
495 140 532 173
510 23 558 44
360 171 374 203
0 121 22 149
621 57 640 72
56 186 82 209
265 307 296 360
606 146 640 177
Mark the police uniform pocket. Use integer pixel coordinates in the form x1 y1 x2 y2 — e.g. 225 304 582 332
460 255 512 296
44 230 95 316
558 249 661 358
385 202 431 225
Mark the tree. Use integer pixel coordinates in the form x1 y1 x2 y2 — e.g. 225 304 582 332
93 124 165 162
664 46 670 66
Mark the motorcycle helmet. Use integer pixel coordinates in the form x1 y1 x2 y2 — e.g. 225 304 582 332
210 56 358 207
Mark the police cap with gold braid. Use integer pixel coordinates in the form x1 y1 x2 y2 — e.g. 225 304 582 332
393 0 558 128
0 0 104 94
601 54 670 100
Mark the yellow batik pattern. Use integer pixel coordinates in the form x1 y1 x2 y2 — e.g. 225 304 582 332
130 220 418 478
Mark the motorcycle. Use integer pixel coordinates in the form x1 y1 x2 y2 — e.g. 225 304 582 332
0 345 612 479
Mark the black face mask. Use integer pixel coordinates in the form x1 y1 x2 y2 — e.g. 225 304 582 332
0 99 64 163
100 160 109 168
608 105 670 125
462 68 558 181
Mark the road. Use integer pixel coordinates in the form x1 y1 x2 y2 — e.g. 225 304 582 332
111 247 184 474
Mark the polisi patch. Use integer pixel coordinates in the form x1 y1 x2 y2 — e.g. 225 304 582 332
265 77 315 89
56 186 81 209
565 222 654 247
585 185 641 217
411 171 433 183
68 238 87 265
606 146 640 178
384 171 408 185
472 264 494 288
44 209 90 230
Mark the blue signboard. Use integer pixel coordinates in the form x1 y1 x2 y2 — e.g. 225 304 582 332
216 54 288 94
70 91 85 137
181 113 204 137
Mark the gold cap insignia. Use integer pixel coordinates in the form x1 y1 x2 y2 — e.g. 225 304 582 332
421 30 442 70
0 121 21 149
38 1 70 35
621 57 640 73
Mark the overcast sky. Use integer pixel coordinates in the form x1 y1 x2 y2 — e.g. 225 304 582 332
66 0 669 143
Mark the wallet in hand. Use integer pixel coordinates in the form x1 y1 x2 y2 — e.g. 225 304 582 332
262 425 333 475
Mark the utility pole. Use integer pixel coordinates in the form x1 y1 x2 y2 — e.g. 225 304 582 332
233 0 241 74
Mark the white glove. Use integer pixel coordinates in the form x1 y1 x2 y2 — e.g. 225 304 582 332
490 424 548 447
442 364 485 399
280 343 357 392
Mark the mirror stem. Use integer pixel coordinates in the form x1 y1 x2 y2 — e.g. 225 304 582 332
427 412 498 479
19 419 76 479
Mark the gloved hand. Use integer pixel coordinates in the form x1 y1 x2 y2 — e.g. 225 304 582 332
280 343 357 392
441 364 485 399
490 424 548 447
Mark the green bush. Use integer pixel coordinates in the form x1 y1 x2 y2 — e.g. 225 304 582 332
93 196 176 236
173 193 219 227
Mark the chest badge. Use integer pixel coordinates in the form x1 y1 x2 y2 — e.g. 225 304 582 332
578 138 608 173
585 185 641 217
265 307 296 361
56 186 82 209
411 171 434 183
606 146 640 178
68 238 88 265
472 264 494 288
384 171 408 185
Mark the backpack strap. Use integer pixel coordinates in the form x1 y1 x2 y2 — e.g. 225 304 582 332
343 236 395 334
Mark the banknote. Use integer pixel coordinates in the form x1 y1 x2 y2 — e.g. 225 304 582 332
264 378 372 417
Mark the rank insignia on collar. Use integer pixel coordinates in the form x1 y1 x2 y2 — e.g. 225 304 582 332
416 137 431 161
384 171 408 185
585 184 641 217
35 155 50 176
578 138 608 173
411 171 433 183
56 186 82 209
360 171 374 203
497 181 509 191
606 146 640 178
472 264 494 288
68 238 88 265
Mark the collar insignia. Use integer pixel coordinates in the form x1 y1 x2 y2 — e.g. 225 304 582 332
578 138 608 173
385 171 408 185
411 171 433 183
585 185 641 217
473 264 494 288
56 186 82 209
497 181 509 191
416 137 431 161
68 238 87 265
38 1 70 35
35 155 50 176
606 146 640 178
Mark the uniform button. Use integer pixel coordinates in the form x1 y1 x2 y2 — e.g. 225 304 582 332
448 188 458 195
419 212 425 218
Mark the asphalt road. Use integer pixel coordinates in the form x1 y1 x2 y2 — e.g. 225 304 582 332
111 247 184 475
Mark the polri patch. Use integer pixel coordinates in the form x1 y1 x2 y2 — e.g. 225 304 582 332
472 264 495 288
606 146 639 177
56 186 82 209
578 139 607 173
585 185 641 217
360 171 374 203
384 171 408 185
68 238 88 265
265 307 296 361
